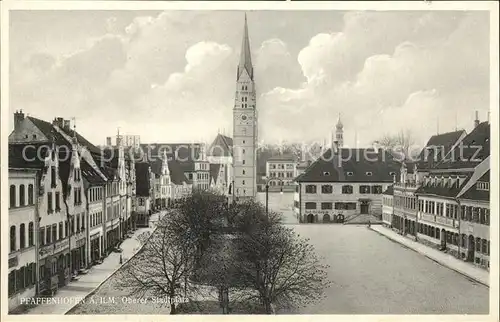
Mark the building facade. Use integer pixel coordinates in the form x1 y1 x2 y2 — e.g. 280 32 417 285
8 168 38 312
232 15 257 201
382 185 394 226
266 154 297 191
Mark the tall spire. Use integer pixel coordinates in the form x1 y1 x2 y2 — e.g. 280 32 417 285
238 13 253 81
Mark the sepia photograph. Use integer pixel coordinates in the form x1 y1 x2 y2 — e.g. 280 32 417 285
1 1 498 319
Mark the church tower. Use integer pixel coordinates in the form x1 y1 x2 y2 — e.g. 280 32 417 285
335 113 344 148
232 14 257 201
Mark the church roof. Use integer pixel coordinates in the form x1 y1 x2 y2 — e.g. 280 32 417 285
237 13 253 81
210 163 222 184
209 134 233 157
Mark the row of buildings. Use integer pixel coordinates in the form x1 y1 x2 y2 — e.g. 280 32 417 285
382 114 490 270
7 113 216 312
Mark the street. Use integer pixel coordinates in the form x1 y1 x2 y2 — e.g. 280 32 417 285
258 192 489 314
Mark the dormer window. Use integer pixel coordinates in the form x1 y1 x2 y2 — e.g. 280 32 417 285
323 171 330 176
477 182 489 191
389 172 396 176
366 172 373 176
347 172 353 176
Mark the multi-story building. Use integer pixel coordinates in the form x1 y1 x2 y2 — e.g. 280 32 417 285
415 118 490 269
135 162 152 227
294 146 400 224
141 142 209 191
381 185 394 226
8 167 38 312
266 154 297 191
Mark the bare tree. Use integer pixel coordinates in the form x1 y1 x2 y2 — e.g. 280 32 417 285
375 130 416 161
232 200 330 314
116 217 196 314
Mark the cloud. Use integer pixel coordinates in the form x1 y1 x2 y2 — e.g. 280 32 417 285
9 10 489 146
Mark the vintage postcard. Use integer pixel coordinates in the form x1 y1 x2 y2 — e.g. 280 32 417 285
1 1 498 321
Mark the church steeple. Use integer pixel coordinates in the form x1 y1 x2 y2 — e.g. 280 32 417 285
238 13 253 81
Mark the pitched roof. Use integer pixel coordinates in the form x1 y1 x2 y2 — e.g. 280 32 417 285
456 157 490 202
209 134 233 157
139 143 203 172
9 143 50 169
415 177 469 199
150 159 163 176
135 162 151 197
210 163 222 184
416 130 466 170
58 126 101 155
267 154 297 162
168 159 191 185
295 148 400 183
433 122 490 170
238 14 253 81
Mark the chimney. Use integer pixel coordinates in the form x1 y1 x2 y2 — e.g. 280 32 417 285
52 117 64 128
474 111 480 128
63 119 71 130
14 110 25 130
106 137 112 146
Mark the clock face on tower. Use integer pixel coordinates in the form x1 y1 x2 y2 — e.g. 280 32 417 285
239 113 252 125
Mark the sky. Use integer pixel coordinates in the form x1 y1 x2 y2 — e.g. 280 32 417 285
9 10 490 147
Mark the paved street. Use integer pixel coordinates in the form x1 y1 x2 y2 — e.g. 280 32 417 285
258 192 489 314
26 211 164 315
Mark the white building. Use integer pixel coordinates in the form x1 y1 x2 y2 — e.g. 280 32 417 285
266 154 297 190
8 168 38 312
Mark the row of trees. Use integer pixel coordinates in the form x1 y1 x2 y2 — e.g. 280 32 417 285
117 190 330 314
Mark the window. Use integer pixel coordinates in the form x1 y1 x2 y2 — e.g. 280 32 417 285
55 192 61 211
28 222 34 246
10 226 16 252
359 185 370 194
321 202 333 210
46 225 51 244
242 160 246 165
305 185 317 194
40 227 45 246
10 185 16 208
366 172 373 176
8 271 15 296
59 222 63 240
389 172 396 176
342 185 353 194
242 170 246 175
347 172 353 176
321 185 333 194
47 192 53 213
19 184 26 206
20 224 26 249
477 182 489 191
51 224 57 242
323 171 330 176
51 167 56 188
371 185 383 194
305 202 317 210
242 180 245 185
28 184 34 205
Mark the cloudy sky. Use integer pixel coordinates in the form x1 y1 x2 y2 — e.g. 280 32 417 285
9 10 490 147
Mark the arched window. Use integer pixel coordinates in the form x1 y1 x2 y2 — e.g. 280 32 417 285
19 185 26 206
19 223 26 249
10 185 16 208
10 226 16 252
28 222 34 246
28 184 34 205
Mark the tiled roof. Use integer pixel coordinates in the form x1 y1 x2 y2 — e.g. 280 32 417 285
209 134 233 157
415 176 470 199
416 130 466 170
140 143 204 172
210 163 221 184
9 143 50 169
135 162 151 197
59 126 101 155
434 122 489 170
456 157 490 202
295 148 400 183
268 154 297 162
168 160 191 185
80 159 106 185
27 117 58 142
150 159 163 176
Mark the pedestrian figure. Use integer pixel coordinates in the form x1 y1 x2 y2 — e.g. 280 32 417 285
119 254 123 264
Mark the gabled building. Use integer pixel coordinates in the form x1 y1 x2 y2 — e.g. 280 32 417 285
140 142 209 191
294 145 400 224
208 133 233 196
414 118 490 270
266 154 297 191
135 162 152 227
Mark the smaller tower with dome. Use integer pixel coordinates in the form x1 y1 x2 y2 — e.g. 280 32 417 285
334 113 344 148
